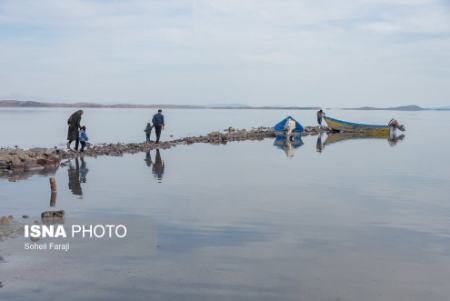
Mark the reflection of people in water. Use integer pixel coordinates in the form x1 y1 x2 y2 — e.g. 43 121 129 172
388 134 405 147
316 133 323 153
144 150 153 167
79 157 89 183
283 139 295 158
68 158 82 196
152 149 165 181
273 136 303 158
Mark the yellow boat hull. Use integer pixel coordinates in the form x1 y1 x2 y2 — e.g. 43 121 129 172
324 116 390 135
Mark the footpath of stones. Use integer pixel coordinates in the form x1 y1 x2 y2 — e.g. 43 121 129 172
1 126 329 178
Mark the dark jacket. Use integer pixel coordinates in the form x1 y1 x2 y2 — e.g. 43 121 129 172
67 110 82 141
152 113 164 126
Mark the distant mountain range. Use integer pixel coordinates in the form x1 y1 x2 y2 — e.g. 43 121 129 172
0 100 448 111
0 100 320 110
344 105 425 111
344 105 450 111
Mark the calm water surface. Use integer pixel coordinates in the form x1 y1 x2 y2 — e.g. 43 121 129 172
1 109 450 300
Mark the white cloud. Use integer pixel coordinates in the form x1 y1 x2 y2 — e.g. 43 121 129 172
0 0 449 106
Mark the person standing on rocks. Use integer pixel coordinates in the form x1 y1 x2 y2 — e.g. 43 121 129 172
152 109 165 143
79 126 89 152
67 110 83 150
284 117 296 141
144 122 153 142
316 109 325 127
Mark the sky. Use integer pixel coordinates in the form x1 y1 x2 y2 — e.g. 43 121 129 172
0 0 449 107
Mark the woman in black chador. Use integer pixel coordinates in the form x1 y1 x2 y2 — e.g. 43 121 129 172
67 110 83 150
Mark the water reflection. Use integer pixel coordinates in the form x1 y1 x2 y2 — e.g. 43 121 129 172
388 133 406 147
79 157 89 183
144 149 165 182
0 166 58 182
67 157 88 197
144 150 152 167
273 136 304 157
316 133 323 153
318 132 406 152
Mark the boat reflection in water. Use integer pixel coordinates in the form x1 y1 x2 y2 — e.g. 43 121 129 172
273 136 304 157
317 131 406 152
144 149 165 182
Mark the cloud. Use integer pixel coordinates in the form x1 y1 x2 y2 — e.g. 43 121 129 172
0 0 449 106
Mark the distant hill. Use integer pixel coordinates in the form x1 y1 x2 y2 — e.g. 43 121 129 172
206 103 248 108
0 100 320 110
344 105 427 111
0 100 208 109
2 100 447 111
0 100 54 107
435 106 450 111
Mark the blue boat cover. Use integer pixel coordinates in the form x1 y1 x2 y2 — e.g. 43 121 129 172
273 116 304 133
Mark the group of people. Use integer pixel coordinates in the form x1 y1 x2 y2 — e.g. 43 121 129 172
67 110 89 152
66 109 166 151
284 109 325 140
144 109 165 143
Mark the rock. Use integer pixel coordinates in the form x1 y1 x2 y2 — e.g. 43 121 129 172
41 210 65 224
0 160 10 170
208 131 221 137
41 210 65 219
24 159 44 171
36 158 53 166
0 216 13 225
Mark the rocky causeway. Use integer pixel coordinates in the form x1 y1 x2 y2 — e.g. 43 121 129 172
1 126 329 178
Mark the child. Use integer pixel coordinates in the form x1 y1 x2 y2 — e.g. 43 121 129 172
79 126 89 152
144 122 153 142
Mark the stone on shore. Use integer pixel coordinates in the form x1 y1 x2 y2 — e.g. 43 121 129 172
0 216 13 225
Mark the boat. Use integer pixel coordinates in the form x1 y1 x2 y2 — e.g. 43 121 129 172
323 116 391 135
273 116 304 137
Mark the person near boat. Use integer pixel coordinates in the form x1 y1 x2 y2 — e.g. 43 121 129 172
284 117 296 141
317 109 325 126
388 119 405 131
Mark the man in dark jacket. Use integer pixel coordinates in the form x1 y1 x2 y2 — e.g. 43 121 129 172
152 109 165 143
67 110 83 150
316 109 325 126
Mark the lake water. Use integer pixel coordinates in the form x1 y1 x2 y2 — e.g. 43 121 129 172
1 108 450 300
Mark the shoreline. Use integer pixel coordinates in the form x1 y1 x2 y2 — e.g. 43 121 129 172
1 126 329 178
